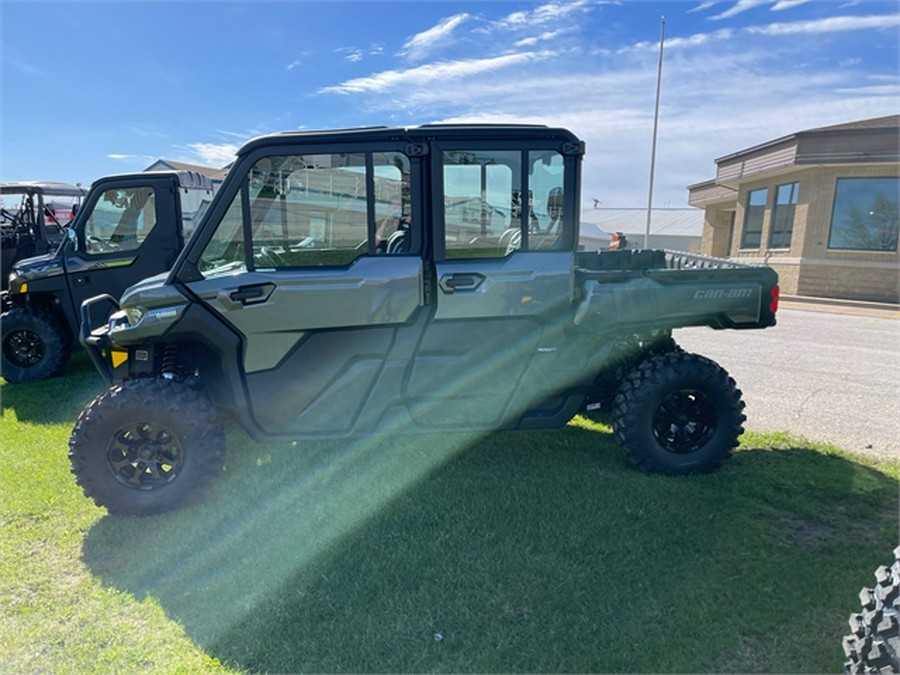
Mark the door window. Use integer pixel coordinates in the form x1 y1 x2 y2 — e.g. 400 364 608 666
442 149 566 258
443 150 519 259
197 151 412 278
83 186 157 255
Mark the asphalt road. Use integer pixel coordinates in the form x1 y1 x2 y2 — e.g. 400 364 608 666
674 304 900 460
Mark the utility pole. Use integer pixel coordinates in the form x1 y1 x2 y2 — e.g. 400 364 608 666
644 16 665 249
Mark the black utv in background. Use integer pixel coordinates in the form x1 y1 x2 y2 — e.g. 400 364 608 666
1 170 214 383
73 124 779 515
1 181 87 290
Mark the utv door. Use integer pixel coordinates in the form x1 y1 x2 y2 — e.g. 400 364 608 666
65 176 182 318
179 146 425 436
404 143 578 429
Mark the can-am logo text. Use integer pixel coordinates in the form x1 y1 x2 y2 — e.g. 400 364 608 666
694 288 754 300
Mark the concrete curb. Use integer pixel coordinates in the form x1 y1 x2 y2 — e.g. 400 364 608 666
780 294 900 317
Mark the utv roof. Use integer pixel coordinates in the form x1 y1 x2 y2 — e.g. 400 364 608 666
92 170 215 192
0 181 87 197
237 124 582 157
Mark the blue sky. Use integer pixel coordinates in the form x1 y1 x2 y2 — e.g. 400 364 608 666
2 0 898 206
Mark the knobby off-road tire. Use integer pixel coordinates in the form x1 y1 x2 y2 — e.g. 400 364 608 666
1 307 71 383
591 335 681 410
611 351 745 474
69 379 226 516
843 545 900 674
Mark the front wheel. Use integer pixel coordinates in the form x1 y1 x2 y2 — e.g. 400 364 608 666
69 379 226 515
1 307 71 383
611 351 745 474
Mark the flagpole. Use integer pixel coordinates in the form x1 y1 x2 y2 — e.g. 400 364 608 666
644 16 665 249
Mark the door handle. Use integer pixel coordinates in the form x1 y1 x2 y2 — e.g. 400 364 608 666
228 283 275 305
439 273 485 294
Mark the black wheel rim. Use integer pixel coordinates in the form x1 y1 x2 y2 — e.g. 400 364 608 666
4 329 44 367
106 422 184 490
652 389 718 454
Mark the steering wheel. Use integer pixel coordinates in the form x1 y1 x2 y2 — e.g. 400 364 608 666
257 246 288 268
86 235 117 253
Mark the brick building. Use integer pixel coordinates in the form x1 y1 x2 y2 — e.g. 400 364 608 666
688 115 899 303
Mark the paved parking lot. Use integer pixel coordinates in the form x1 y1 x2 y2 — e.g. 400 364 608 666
675 304 900 460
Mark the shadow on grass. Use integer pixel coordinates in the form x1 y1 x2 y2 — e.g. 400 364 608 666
1 351 104 424
81 423 898 673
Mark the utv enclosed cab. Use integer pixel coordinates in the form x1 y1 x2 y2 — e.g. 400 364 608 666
72 124 778 516
1 181 87 291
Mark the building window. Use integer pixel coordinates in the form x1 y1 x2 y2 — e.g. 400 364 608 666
769 182 798 249
828 177 899 251
741 188 767 249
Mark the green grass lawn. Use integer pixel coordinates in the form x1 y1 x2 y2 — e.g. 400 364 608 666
2 352 898 673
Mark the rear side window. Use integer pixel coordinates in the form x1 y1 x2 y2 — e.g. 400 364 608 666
197 151 412 277
442 149 566 259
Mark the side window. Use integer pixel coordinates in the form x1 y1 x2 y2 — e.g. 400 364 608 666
443 150 519 259
83 186 157 255
198 151 414 277
527 151 566 250
442 149 566 258
374 152 412 254
179 186 215 241
250 153 368 269
198 187 248 277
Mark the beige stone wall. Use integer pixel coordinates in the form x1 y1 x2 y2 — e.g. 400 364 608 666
701 208 735 258
766 259 801 296
797 260 900 303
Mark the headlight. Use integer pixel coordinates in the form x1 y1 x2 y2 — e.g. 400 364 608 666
124 306 145 327
7 271 26 295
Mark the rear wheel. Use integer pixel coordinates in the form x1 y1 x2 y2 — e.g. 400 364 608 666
69 379 226 515
843 546 900 674
612 351 745 474
1 307 70 383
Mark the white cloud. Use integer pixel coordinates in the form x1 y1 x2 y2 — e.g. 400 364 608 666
711 0 771 20
186 143 239 166
215 129 253 140
490 0 592 31
622 28 735 53
319 52 554 95
747 14 900 35
402 13 470 61
689 1 719 12
12 60 45 78
515 29 567 48
286 60 302 71
108 154 137 160
335 47 364 63
772 0 811 10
